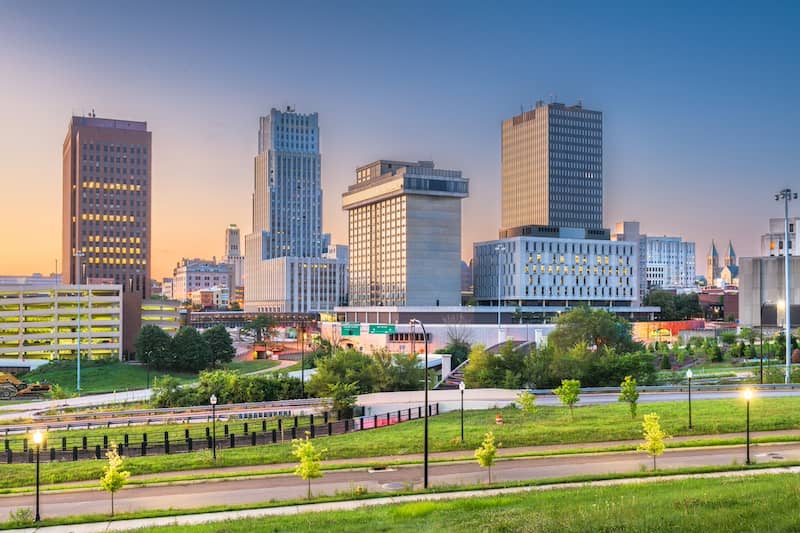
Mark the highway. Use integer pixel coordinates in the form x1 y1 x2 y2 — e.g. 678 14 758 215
0 442 797 519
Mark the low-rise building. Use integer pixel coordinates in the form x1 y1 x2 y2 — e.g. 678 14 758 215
171 259 232 303
140 299 181 335
189 286 230 310
0 284 123 361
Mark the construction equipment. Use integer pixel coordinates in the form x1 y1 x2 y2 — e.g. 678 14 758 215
0 373 51 400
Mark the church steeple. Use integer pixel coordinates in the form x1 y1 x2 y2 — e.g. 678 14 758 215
707 240 721 285
725 240 736 267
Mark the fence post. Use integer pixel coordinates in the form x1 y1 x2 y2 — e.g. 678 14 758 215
206 436 212 450
224 424 229 436
344 419 349 433
61 437 67 451
323 412 329 424
271 429 277 443
251 432 256 446
327 422 333 436
310 423 315 438
164 432 170 454
103 435 108 449
117 443 123 457
262 420 267 432
72 446 78 461
95 445 101 459
205 427 210 438
373 415 378 429
124 434 129 448
49 447 55 461
3 439 8 451
141 441 147 457
187 437 193 452
5 449 11 464
386 413 391 426
184 429 190 440
244 422 248 434
143 433 148 447
229 433 235 448
23 439 28 452
418 406 422 418
293 416 298 428
408 408 411 421
291 427 296 439
278 419 283 437
81 436 87 450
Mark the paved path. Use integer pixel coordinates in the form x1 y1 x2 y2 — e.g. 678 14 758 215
1 439 798 521
5 465 800 533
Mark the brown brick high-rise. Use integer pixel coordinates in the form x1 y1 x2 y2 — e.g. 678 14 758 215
62 116 152 355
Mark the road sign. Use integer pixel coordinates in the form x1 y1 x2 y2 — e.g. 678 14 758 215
341 323 361 336
368 324 396 334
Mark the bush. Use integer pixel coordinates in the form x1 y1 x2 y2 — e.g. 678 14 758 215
152 370 303 407
660 354 672 370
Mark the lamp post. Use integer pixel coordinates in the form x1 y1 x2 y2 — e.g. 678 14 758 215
145 350 152 390
210 394 217 461
759 303 765 385
495 244 506 344
74 251 85 394
776 189 796 384
32 429 43 522
686 368 693 429
300 321 305 398
409 318 429 488
743 388 753 465
458 380 465 444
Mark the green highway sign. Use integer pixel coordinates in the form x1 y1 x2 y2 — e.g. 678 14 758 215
341 323 361 336
368 324 396 334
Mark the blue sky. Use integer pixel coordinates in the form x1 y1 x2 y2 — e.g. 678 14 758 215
1 1 798 278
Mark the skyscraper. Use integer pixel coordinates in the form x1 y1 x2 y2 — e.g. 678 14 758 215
342 160 469 306
62 116 152 294
245 108 347 313
224 224 244 287
501 101 603 232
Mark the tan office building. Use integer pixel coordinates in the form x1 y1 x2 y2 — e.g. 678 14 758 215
502 102 603 232
62 115 152 354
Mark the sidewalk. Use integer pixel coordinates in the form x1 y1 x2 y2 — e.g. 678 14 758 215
19 427 800 491
8 465 800 533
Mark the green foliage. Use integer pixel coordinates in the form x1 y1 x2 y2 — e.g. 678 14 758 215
6 508 33 527
474 431 499 483
49 383 69 400
553 379 581 419
660 354 672 370
307 349 386 396
134 325 172 368
375 351 425 392
201 325 236 367
171 327 213 372
327 381 358 418
547 306 641 354
618 376 639 418
637 413 670 470
292 433 326 499
241 315 277 343
739 328 757 345
152 369 302 407
719 331 737 345
643 291 702 320
516 391 536 415
100 443 130 516
435 340 471 368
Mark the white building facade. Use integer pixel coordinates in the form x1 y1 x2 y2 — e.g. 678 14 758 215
171 259 232 303
760 217 799 257
473 235 639 307
224 224 244 288
0 284 123 361
643 236 696 290
245 107 347 313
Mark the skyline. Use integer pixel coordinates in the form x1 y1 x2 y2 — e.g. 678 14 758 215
1 2 799 280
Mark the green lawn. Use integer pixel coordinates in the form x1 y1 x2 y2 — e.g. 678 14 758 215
2 395 800 489
19 360 196 395
130 474 800 532
222 359 280 373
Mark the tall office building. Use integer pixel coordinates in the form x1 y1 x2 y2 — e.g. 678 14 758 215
501 101 603 232
245 108 347 313
62 115 151 353
62 116 152 293
224 224 244 287
342 160 469 307
760 217 799 257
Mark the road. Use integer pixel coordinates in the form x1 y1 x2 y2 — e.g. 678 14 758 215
0 442 796 519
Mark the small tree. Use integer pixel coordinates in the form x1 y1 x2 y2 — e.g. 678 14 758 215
202 324 236 367
637 413 669 470
292 433 326 499
516 390 537 415
618 375 639 419
327 381 358 418
100 444 130 516
474 431 499 483
553 379 581 419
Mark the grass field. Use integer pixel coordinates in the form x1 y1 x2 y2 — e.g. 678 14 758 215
2 395 800 489
223 359 280 373
130 473 800 532
18 360 196 395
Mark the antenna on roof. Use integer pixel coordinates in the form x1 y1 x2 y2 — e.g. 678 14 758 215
91 108 96 118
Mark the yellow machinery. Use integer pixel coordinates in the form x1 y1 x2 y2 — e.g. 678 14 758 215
0 373 51 400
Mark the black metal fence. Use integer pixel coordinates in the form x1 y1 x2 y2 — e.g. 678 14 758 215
3 404 440 464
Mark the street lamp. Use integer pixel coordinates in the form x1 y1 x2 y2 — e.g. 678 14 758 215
32 429 43 522
210 394 218 461
686 368 693 429
299 321 305 398
74 251 85 394
409 318 429 489
776 189 797 384
495 244 506 344
458 381 465 444
743 388 753 465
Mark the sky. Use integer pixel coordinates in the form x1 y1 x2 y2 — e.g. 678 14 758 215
0 1 799 280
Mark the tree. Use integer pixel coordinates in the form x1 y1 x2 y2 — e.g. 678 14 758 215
171 326 212 372
463 344 503 388
618 375 639 418
100 444 130 516
474 431 499 483
553 379 581 419
202 325 236 367
292 433 325 499
637 413 669 470
134 325 172 369
327 381 358 418
516 390 536 415
643 291 702 320
547 306 639 354
241 314 277 344
307 349 386 396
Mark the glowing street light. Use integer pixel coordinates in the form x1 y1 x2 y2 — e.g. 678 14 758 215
743 388 753 465
32 429 44 522
210 394 218 461
686 369 693 429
